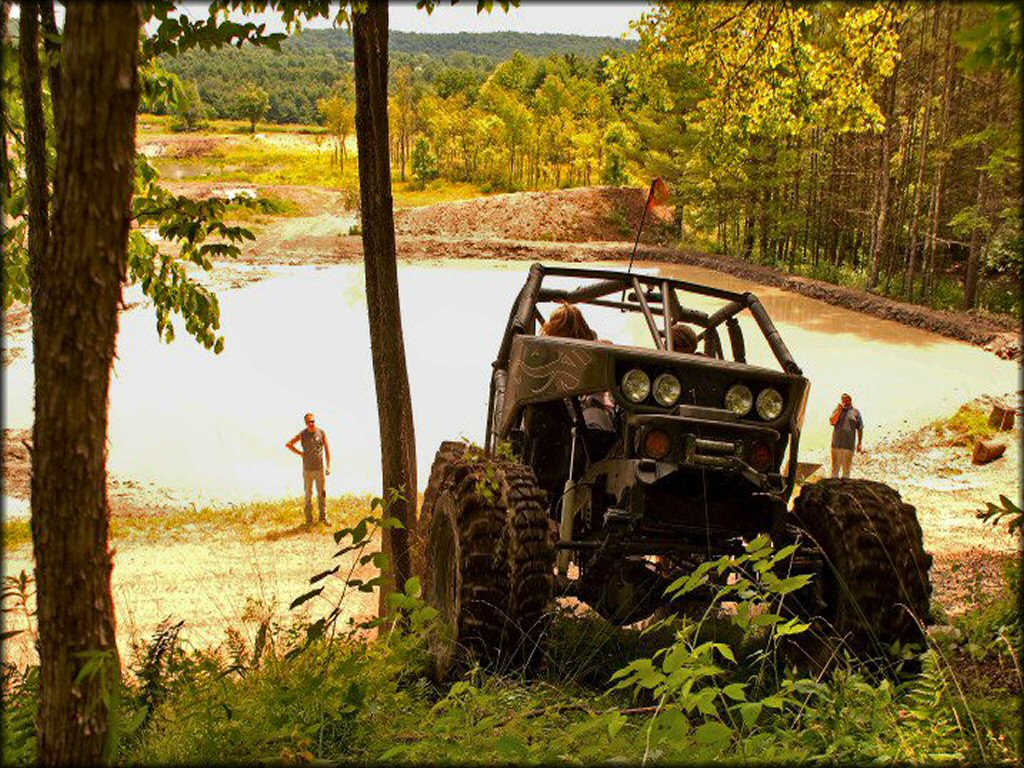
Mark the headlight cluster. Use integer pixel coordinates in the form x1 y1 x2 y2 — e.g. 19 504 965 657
621 368 682 407
724 384 785 420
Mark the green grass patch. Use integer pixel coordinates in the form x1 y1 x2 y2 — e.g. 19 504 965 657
153 140 357 188
0 495 378 554
936 404 997 447
392 179 486 208
224 193 303 222
1 519 31 550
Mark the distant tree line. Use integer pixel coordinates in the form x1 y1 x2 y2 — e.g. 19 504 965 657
157 29 633 125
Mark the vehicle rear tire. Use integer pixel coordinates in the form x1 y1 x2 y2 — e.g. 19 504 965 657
790 479 933 660
417 442 554 679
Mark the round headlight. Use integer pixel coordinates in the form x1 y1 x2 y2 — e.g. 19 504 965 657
652 373 681 407
724 384 753 416
621 369 650 403
756 388 784 421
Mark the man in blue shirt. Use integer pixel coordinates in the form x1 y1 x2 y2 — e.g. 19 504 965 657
829 393 863 479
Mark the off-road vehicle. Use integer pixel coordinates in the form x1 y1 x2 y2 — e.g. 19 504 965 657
416 263 932 675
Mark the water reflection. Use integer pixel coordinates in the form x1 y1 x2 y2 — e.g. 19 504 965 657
1 259 1016 512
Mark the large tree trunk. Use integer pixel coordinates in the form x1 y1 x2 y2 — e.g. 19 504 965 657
352 2 417 615
39 0 63 130
30 4 141 764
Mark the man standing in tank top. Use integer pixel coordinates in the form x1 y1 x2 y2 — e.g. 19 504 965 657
286 412 332 525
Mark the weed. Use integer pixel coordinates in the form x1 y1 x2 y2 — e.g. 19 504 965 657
0 571 36 647
940 404 996 447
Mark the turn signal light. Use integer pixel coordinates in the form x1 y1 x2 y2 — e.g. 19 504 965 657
643 429 672 460
749 441 773 472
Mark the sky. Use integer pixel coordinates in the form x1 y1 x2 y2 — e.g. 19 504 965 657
15 2 647 40
173 1 646 39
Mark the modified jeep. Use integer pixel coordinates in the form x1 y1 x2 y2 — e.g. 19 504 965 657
415 263 932 675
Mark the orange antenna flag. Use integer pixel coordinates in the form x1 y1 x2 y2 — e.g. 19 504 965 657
648 176 670 209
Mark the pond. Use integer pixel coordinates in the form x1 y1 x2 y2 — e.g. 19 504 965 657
2 259 1017 514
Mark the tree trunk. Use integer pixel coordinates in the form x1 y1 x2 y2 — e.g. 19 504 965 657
903 6 939 299
964 158 988 310
31 4 141 764
869 64 899 288
0 0 11 201
40 0 63 130
922 6 959 301
352 3 417 616
19 3 49 280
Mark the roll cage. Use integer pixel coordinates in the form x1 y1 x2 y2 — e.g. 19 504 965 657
486 263 803 450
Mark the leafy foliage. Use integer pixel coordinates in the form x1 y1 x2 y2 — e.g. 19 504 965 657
976 495 1023 535
235 81 270 132
131 156 255 351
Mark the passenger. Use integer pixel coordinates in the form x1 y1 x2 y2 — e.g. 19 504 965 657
542 302 598 340
540 302 615 452
669 322 699 354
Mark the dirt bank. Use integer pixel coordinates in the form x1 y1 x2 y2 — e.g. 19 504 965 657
394 185 676 244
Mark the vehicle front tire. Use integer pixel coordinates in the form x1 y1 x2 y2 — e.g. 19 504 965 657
790 479 933 661
416 442 554 679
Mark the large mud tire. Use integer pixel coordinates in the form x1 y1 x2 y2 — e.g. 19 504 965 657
790 479 933 660
412 441 468 582
416 442 554 679
499 463 555 671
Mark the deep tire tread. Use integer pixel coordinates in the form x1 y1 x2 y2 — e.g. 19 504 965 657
791 478 933 655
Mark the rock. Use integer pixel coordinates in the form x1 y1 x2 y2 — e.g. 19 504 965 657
988 403 1017 431
972 439 1007 465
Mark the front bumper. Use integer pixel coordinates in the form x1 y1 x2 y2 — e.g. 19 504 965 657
623 412 786 492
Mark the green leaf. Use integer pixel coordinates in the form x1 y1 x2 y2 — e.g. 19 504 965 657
775 618 810 637
310 566 340 584
769 574 812 595
289 586 324 610
405 576 422 597
738 701 763 727
693 720 732 745
723 683 747 701
351 519 369 544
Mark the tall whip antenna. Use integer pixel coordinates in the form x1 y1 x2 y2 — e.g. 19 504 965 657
626 178 658 276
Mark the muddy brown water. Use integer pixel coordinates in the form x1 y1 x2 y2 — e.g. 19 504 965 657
2 259 1018 516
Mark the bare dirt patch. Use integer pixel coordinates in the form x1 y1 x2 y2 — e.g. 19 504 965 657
394 185 675 243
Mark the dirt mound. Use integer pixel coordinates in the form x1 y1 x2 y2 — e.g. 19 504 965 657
394 186 675 244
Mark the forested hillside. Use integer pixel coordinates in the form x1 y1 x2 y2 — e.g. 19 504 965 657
160 29 634 124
